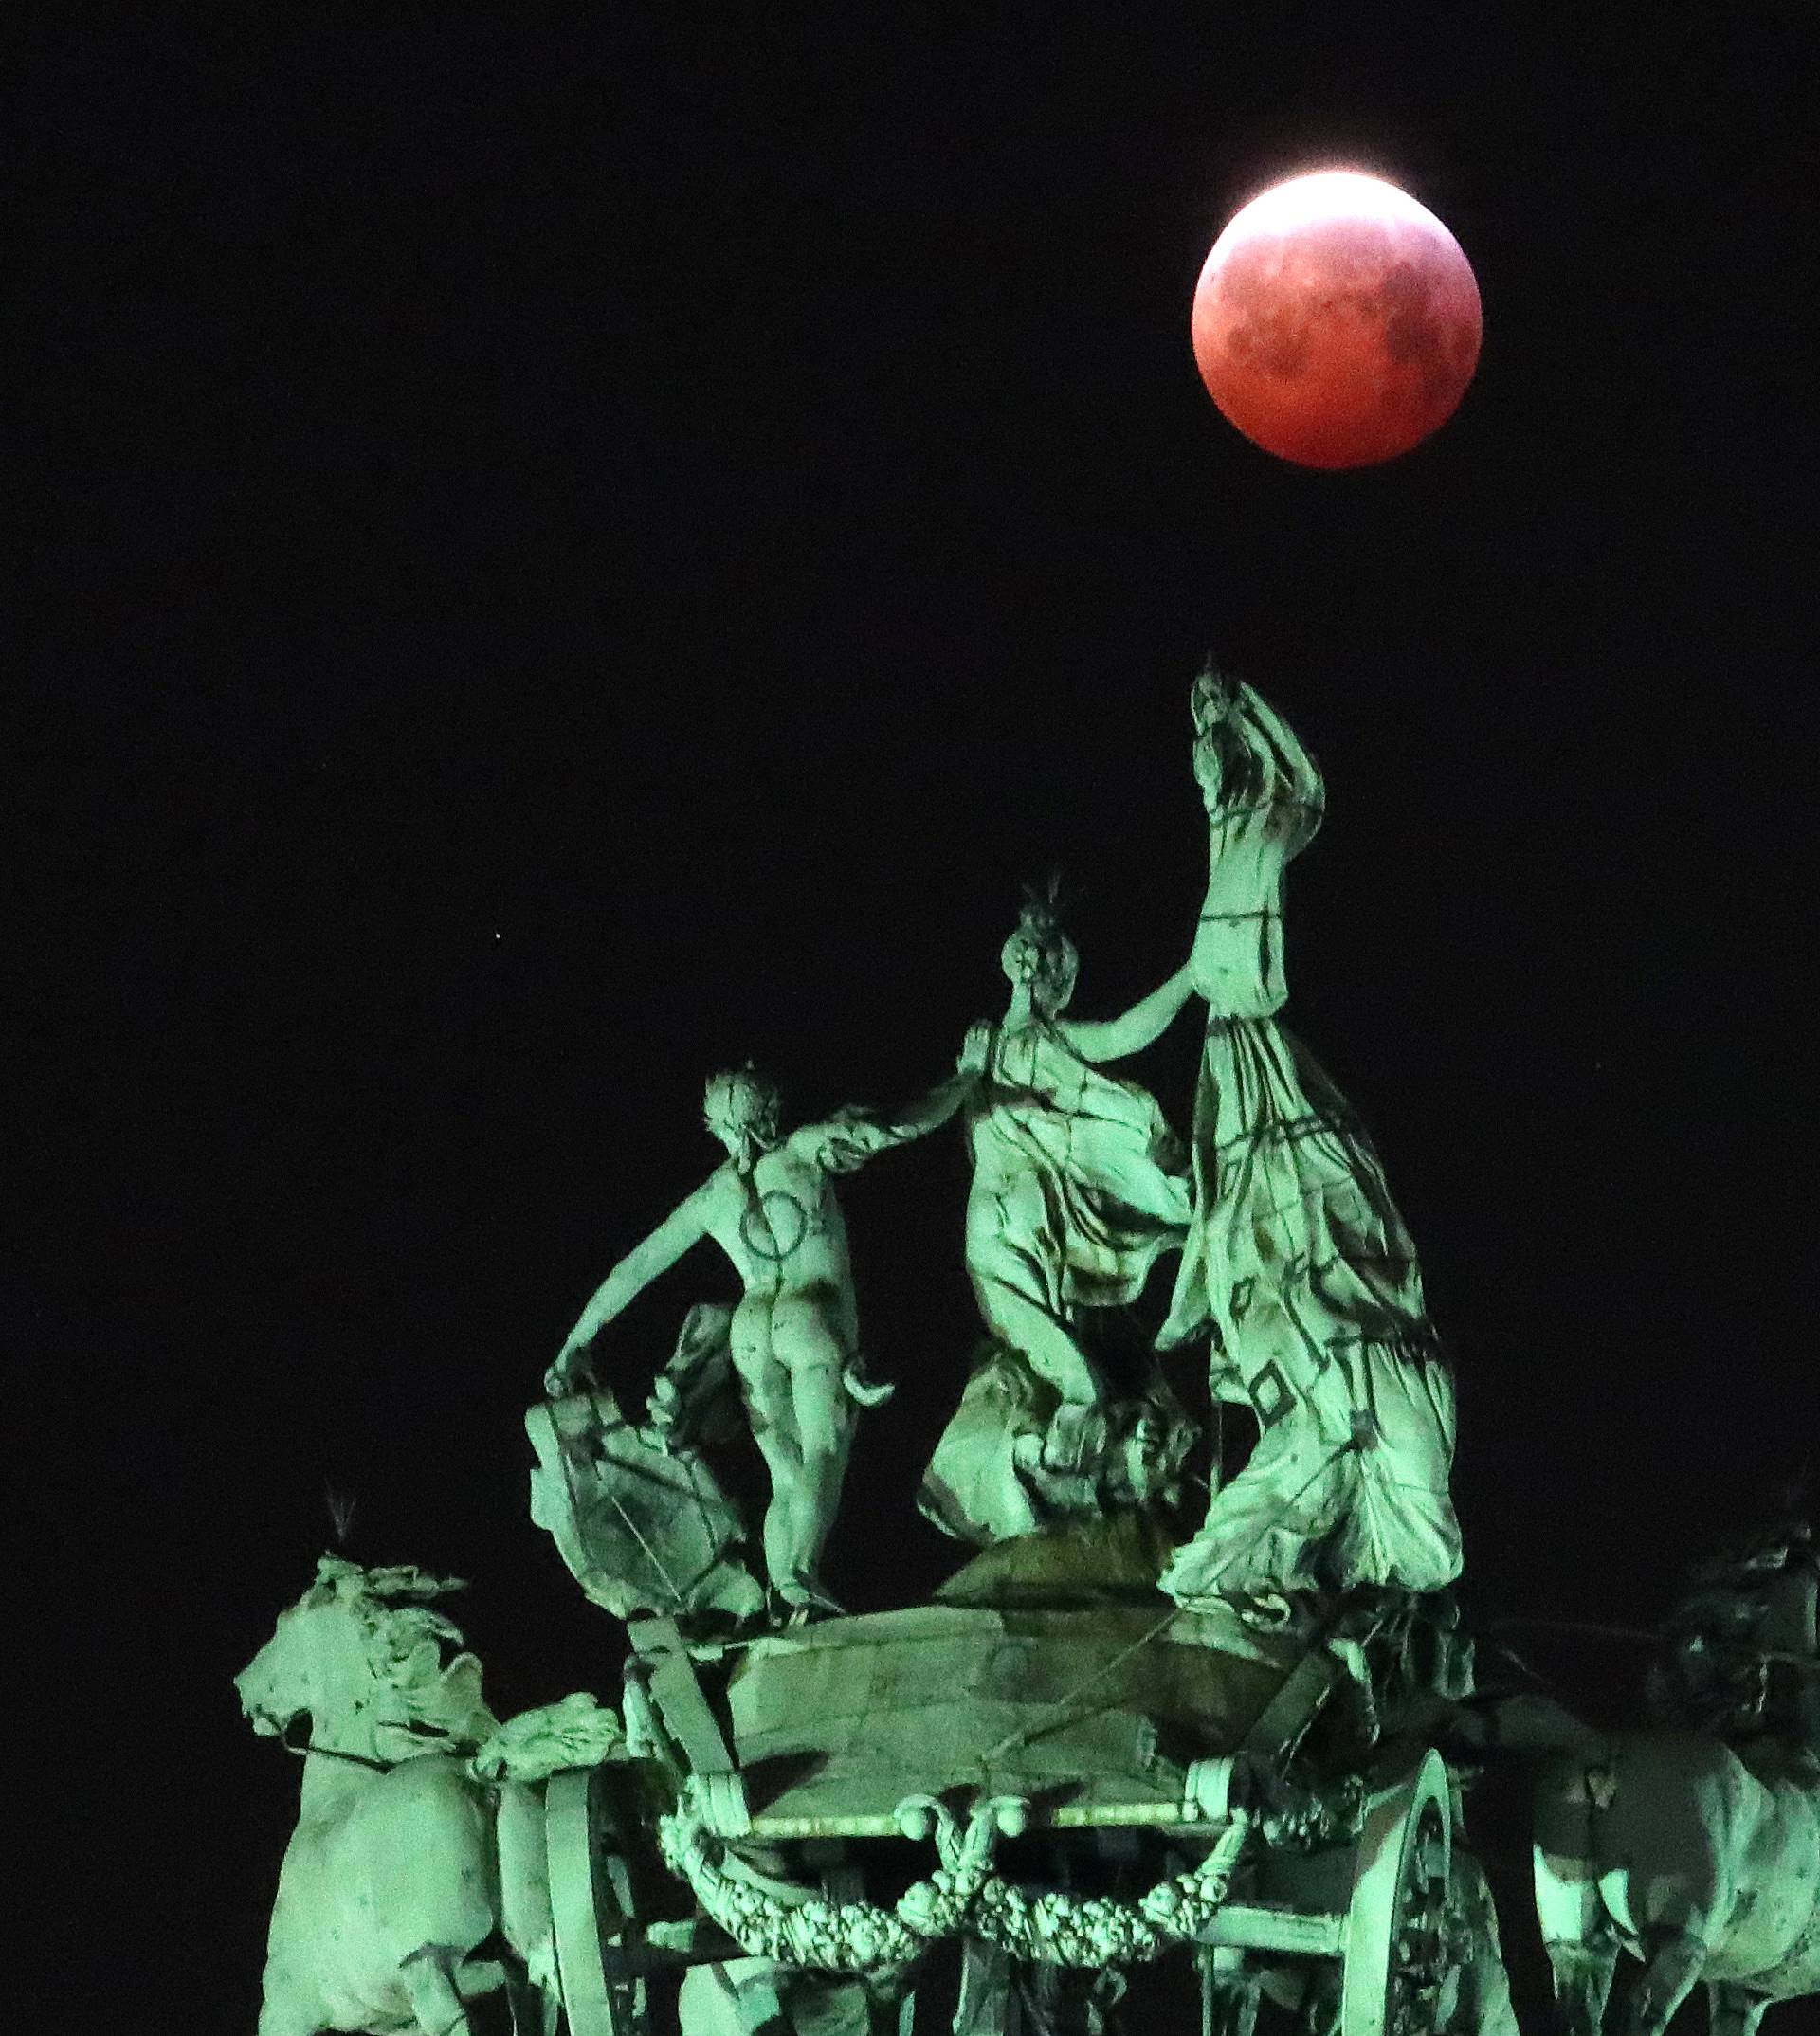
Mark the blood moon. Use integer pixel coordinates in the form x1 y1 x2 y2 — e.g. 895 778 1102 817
1192 171 1482 469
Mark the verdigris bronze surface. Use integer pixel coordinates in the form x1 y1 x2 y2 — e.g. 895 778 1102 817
228 662 1820 2035
1159 670 1462 1604
547 1067 897 1616
235 1556 623 2036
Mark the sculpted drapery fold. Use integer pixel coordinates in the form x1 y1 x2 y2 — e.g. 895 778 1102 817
1160 677 1461 1600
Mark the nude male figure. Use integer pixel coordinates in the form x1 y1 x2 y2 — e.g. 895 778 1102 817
546 1067 890 1616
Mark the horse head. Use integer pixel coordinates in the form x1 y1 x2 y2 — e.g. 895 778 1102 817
234 1554 498 1762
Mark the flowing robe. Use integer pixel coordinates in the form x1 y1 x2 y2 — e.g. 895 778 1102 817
1159 684 1461 1599
919 1021 1192 1544
964 1020 1192 1317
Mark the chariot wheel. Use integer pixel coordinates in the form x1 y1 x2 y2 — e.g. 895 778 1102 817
546 1764 650 2036
1338 1748 1453 2036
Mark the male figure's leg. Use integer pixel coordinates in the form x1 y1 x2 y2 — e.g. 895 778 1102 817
730 1299 805 1603
774 1294 853 1609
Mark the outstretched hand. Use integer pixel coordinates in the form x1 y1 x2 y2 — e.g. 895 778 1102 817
956 1021 994 1077
819 1104 888 1174
645 1372 682 1449
544 1345 596 1398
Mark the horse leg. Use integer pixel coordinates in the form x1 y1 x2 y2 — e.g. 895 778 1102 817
1197 1950 1262 2036
502 1972 555 2036
1445 1848 1520 2036
496 1778 558 2033
679 1958 792 2036
954 1942 1017 2036
1624 1927 1706 2036
1019 1962 1125 2036
1535 1750 1621 2036
1703 1981 1771 2036
1541 1937 1618 2036
255 1975 320 2036
402 1945 477 2036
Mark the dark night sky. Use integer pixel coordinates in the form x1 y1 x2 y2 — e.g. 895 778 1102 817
22 9 1813 2028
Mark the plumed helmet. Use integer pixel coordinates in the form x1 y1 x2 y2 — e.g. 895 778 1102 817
999 887 1079 1009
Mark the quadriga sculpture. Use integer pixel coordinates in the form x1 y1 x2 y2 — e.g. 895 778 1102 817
1158 666 1461 1606
235 1555 623 2036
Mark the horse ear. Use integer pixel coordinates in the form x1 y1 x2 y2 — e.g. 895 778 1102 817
324 1483 357 1546
427 1649 493 1740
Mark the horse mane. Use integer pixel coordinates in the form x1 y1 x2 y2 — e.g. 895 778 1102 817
311 1554 500 1751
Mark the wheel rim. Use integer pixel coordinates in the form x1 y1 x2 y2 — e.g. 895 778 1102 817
1338 1747 1453 2036
547 1765 648 2036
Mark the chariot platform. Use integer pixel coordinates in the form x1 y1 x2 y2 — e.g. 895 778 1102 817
545 1597 1462 2036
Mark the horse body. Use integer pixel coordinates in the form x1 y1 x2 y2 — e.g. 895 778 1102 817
237 1558 578 2036
258 1754 536 2036
1534 1728 1820 2035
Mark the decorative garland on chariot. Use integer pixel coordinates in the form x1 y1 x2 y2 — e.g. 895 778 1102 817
658 1801 1256 1977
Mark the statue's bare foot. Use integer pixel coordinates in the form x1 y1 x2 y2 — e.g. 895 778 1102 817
775 1577 846 1627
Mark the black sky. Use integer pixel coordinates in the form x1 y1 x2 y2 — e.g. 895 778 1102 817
22 9 1813 2028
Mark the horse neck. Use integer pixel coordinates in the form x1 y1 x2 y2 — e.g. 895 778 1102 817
294 1669 400 1821
297 1739 377 1822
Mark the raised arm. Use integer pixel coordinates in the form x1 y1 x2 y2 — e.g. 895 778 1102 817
1058 962 1194 1064
795 1051 987 1174
1192 674 1324 828
789 1111 916 1175
546 1181 716 1393
1236 682 1324 812
882 1062 982 1139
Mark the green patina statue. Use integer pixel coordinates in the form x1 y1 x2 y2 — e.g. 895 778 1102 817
1157 667 1463 1605
883 898 1202 1545
1528 1509 1820 2034
241 646 1820 2036
530 673 1466 1607
235 1556 624 2036
947 900 1195 1427
547 1066 896 1617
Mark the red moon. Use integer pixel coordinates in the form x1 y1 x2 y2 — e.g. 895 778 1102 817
1192 171 1482 469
